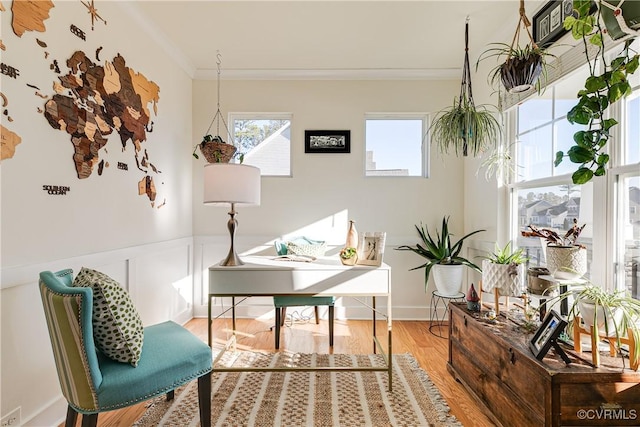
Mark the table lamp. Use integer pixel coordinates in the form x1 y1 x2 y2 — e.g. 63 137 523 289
204 163 261 266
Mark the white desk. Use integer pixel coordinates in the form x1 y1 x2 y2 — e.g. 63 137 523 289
208 255 393 389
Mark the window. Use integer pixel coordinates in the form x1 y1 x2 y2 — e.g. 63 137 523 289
510 67 594 277
364 114 428 177
230 114 292 176
508 39 640 297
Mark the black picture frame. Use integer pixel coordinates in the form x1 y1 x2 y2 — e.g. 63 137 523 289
533 0 596 47
529 310 568 361
533 0 570 47
304 130 351 154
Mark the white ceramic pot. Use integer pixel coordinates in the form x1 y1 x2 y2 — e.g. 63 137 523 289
432 264 463 296
482 260 525 296
546 246 587 280
578 300 623 336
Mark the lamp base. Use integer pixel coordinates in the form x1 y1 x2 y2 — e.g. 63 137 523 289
220 249 244 266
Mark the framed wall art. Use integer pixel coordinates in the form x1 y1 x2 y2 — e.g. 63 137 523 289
533 0 596 47
304 130 351 153
357 231 386 266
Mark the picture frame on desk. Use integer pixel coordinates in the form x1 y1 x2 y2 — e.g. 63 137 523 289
304 130 351 153
529 310 568 361
357 231 386 266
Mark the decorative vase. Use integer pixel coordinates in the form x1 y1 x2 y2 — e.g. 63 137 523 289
527 267 552 295
432 264 463 296
546 246 587 280
345 220 358 249
482 260 525 296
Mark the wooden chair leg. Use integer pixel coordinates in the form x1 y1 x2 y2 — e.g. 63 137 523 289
81 413 98 427
280 307 287 326
329 305 334 347
314 306 320 325
275 307 281 349
65 406 78 427
166 390 175 401
198 372 212 427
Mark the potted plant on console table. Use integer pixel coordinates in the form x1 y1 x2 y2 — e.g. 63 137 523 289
544 282 640 370
522 219 587 280
396 216 484 297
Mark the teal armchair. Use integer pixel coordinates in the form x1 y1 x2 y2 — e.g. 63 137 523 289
38 269 212 427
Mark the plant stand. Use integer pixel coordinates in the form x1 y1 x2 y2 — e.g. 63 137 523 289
573 316 638 370
429 290 465 338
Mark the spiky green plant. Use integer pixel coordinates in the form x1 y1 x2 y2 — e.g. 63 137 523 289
396 216 485 290
484 241 529 265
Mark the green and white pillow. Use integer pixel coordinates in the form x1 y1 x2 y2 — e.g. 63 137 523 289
73 267 144 367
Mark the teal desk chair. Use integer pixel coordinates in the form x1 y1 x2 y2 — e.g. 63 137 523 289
273 296 335 349
272 237 335 349
38 270 212 427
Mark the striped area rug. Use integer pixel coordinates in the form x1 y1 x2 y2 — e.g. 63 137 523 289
134 352 462 427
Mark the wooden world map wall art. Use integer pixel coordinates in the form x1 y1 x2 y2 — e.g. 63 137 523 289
11 0 54 37
2 0 166 209
44 51 163 207
42 185 70 195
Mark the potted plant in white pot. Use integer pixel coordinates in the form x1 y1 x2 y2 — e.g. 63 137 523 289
396 216 485 296
544 283 640 370
481 241 529 297
522 219 587 280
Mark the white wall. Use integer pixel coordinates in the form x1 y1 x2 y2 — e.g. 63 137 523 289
191 79 479 320
0 2 193 425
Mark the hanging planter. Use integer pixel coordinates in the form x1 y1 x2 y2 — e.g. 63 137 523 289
478 0 554 94
192 51 241 164
430 18 501 157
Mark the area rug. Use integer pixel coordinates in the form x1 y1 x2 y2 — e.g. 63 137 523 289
134 352 462 427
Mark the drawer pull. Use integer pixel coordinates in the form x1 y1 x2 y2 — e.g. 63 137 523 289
464 316 467 327
508 347 516 364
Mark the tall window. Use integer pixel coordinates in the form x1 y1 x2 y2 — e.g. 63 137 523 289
364 114 428 177
230 113 292 176
510 39 640 297
511 67 594 276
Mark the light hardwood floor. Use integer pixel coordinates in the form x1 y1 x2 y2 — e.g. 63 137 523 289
66 317 495 426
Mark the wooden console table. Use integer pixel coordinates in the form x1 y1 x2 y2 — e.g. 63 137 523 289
448 303 640 426
208 256 393 389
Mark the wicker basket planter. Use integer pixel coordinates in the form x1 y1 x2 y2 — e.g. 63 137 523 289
199 138 237 163
500 53 543 93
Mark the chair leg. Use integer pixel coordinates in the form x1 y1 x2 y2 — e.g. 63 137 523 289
65 406 78 427
280 307 287 326
81 413 98 427
329 305 335 347
198 372 212 427
314 306 320 325
275 307 281 349
166 390 175 401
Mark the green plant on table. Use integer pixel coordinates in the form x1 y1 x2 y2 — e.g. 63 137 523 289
484 241 529 265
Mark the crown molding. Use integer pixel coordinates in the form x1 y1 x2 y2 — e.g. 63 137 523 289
193 68 461 81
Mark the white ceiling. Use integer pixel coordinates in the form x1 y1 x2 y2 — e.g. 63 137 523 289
126 0 546 80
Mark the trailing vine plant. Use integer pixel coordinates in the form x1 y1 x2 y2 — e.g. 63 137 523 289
556 0 639 184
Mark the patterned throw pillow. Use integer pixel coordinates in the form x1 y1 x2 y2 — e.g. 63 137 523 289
73 267 144 367
287 241 327 258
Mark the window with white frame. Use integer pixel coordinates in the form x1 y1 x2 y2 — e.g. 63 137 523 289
229 113 292 176
364 114 429 177
511 67 594 277
510 39 640 298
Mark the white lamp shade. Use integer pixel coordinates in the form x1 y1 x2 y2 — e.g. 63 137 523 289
203 163 261 206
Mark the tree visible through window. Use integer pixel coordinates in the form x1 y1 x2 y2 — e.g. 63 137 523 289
230 114 291 176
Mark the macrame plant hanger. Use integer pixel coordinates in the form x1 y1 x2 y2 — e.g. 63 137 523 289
204 51 233 144
458 16 474 157
509 0 537 55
